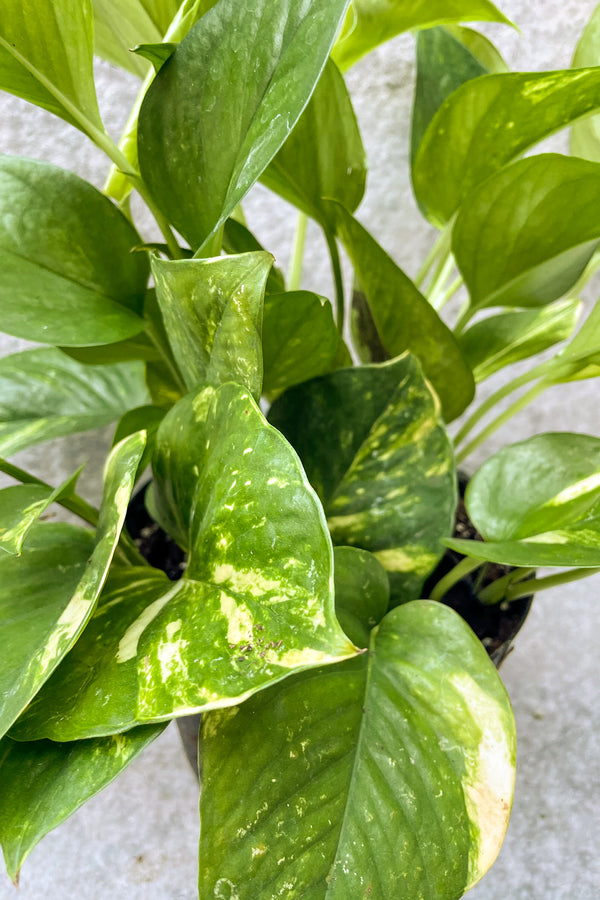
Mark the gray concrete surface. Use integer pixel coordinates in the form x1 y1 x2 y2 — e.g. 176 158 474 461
1 1 599 897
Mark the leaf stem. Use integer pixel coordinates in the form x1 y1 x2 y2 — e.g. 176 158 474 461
288 212 308 291
326 230 345 334
454 359 552 448
503 566 600 602
434 276 464 312
415 229 448 289
477 567 537 604
455 380 548 464
428 556 485 602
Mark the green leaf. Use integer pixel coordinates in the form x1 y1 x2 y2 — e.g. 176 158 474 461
222 220 286 294
268 354 456 603
0 471 81 557
0 348 148 458
133 41 178 72
13 384 356 740
446 433 600 566
0 725 164 881
413 68 600 225
0 157 148 346
112 405 166 479
332 205 475 421
444 25 509 74
0 431 145 741
571 4 600 161
453 154 600 313
151 252 273 398
333 546 389 646
198 601 515 899
59 333 160 366
137 0 351 250
458 299 581 382
92 0 181 76
261 59 366 227
0 0 103 133
263 292 340 395
332 0 512 71
411 26 489 169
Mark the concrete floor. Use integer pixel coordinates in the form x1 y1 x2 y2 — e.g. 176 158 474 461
1 0 599 896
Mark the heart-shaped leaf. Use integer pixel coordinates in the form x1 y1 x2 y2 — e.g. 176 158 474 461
0 349 148 458
414 68 600 225
446 433 600 566
198 601 515 899
453 154 600 313
332 0 512 71
0 0 102 133
261 59 366 227
263 292 340 394
151 252 273 398
458 299 580 382
0 725 164 882
571 4 600 161
138 0 350 250
0 432 146 740
332 205 474 421
269 354 456 603
0 157 148 345
13 383 356 741
0 470 81 557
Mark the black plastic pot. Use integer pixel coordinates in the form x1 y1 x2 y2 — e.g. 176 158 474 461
125 483 532 776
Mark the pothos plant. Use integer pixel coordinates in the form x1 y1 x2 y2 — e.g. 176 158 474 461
2 0 600 896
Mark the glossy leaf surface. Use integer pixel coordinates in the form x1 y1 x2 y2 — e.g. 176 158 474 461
152 252 273 397
199 601 515 899
14 384 355 740
269 355 456 602
1 431 145 740
414 68 600 224
261 59 366 226
571 4 600 160
0 0 102 132
0 349 148 458
0 725 164 881
263 292 340 394
333 205 474 420
0 471 80 557
459 299 580 382
138 0 350 250
447 433 600 566
0 157 147 345
332 0 511 71
453 154 600 312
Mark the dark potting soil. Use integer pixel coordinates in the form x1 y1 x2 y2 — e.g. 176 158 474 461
126 482 531 669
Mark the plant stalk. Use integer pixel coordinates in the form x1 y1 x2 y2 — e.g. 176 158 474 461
325 230 345 334
428 556 485 602
503 565 600 602
288 212 308 291
477 567 537 604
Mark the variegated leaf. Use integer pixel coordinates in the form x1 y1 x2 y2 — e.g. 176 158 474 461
263 292 340 394
0 470 81 557
0 349 148 458
333 545 389 646
198 601 516 899
13 384 356 741
268 354 456 603
446 432 600 566
0 432 145 740
151 252 273 398
0 725 164 882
